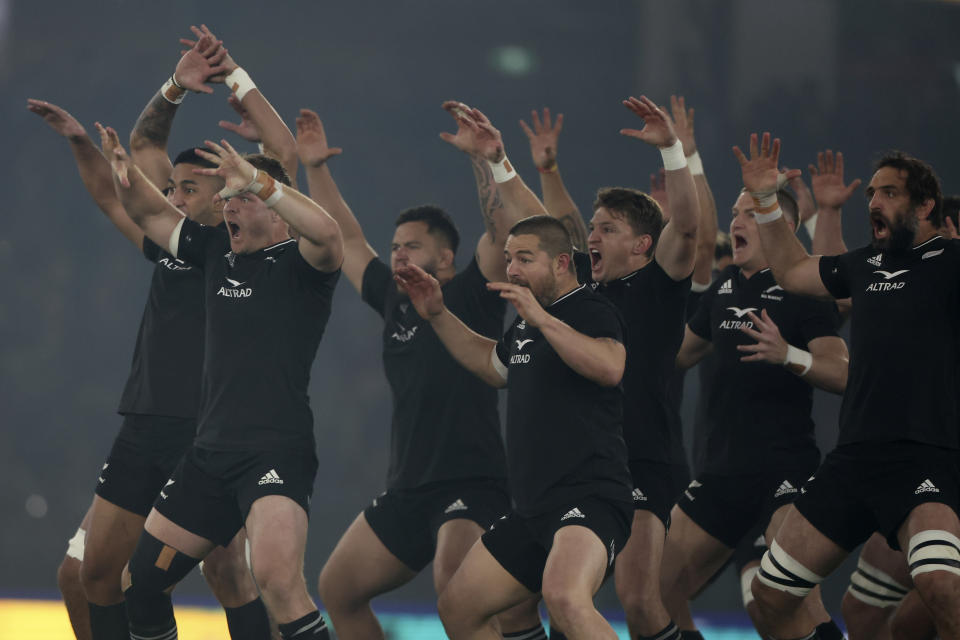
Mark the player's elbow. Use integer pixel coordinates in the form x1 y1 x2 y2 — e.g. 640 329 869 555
598 354 625 387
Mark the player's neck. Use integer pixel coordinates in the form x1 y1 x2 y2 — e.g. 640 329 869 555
912 227 939 247
549 274 582 304
739 261 768 279
435 264 457 286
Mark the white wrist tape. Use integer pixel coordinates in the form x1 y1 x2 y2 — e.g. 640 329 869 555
161 76 186 104
784 345 813 376
803 213 818 239
660 139 687 171
488 156 517 184
754 207 784 224
242 169 285 207
225 67 257 102
262 183 285 207
687 151 704 176
691 280 711 293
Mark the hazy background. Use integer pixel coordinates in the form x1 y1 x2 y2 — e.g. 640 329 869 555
2 0 958 622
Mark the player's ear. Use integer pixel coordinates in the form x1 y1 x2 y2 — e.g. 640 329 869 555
438 246 455 270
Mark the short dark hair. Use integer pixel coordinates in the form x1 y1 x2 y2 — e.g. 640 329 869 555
593 187 663 257
875 151 943 227
943 195 960 230
508 215 574 272
243 154 292 186
777 189 799 229
395 205 460 255
173 147 217 170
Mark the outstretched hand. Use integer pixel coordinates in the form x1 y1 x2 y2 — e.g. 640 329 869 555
733 132 782 196
620 95 678 149
809 150 861 211
669 95 696 156
27 99 86 140
178 24 236 87
295 109 343 168
95 123 131 187
394 264 445 319
192 139 257 202
486 282 550 328
519 107 563 171
173 28 228 94
218 93 260 142
439 101 504 162
737 309 788 364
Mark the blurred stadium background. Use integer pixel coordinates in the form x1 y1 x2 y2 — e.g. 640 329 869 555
2 0 959 637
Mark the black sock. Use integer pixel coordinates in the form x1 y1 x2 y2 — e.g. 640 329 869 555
225 597 271 640
278 610 329 639
639 621 681 640
679 632 705 640
504 623 547 639
815 620 843 640
88 602 129 640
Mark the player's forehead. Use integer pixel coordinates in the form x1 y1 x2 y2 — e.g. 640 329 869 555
392 220 431 244
868 167 907 191
170 162 216 187
505 233 542 255
590 206 623 225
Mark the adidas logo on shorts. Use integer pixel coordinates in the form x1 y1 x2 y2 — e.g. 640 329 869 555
632 488 648 502
258 469 284 486
774 480 798 498
915 479 940 495
561 507 585 521
444 498 468 514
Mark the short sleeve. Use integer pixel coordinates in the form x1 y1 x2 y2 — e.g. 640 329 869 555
687 281 718 341
142 236 162 263
176 218 225 269
445 258 506 331
360 258 392 317
495 324 514 367
818 254 851 299
795 299 841 346
575 298 624 343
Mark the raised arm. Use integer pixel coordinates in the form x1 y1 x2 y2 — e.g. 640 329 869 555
28 100 144 249
734 132 832 299
519 108 588 249
809 149 861 256
296 109 375 289
737 309 848 394
487 281 625 387
439 101 548 282
99 124 184 253
129 31 228 188
621 96 698 281
195 139 342 272
670 95 718 288
394 264 505 388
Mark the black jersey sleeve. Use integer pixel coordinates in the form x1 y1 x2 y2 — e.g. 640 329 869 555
289 242 342 290
495 323 514 368
176 218 226 269
445 258 506 333
361 258 392 318
142 236 162 263
818 253 852 299
687 279 719 340
795 298 841 346
573 296 625 342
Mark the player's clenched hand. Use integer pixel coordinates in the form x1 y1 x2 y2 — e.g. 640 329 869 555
27 99 86 140
394 264 445 319
737 309 788 364
486 282 549 328
193 139 257 202
519 107 562 171
295 109 343 168
439 101 504 162
620 96 678 149
95 123 130 187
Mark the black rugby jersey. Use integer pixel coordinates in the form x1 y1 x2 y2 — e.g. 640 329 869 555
594 260 690 465
116 236 205 421
176 219 340 451
362 258 508 489
495 285 632 516
688 266 839 474
819 236 960 449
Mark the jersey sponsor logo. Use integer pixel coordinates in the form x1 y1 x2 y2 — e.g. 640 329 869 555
444 498 468 514
866 269 909 292
390 323 419 343
258 469 284 485
719 307 756 330
217 276 253 298
915 478 940 495
867 253 883 267
922 248 944 260
515 339 534 351
727 306 758 318
158 256 193 271
774 480 798 498
560 507 586 521
761 285 784 301
632 488 648 502
718 279 733 295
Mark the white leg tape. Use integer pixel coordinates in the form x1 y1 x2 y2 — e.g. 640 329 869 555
907 529 960 579
846 557 909 608
66 527 86 561
741 565 760 606
757 540 824 597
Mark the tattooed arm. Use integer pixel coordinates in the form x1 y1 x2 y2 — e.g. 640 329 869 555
439 101 547 283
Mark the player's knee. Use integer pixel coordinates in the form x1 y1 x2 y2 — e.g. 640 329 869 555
616 574 661 616
912 570 960 613
841 590 886 635
57 555 81 595
541 582 590 630
124 532 197 626
437 585 473 633
202 553 257 606
78 549 123 599
754 541 823 618
252 559 302 601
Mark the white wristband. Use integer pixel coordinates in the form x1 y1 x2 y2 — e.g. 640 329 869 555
225 67 257 102
687 151 704 176
262 183 285 207
160 76 186 104
660 139 687 171
487 156 517 184
803 213 818 239
754 207 783 224
784 345 813 376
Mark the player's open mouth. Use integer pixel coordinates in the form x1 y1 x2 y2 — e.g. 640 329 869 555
590 249 602 270
228 222 241 239
871 214 889 239
733 233 748 249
